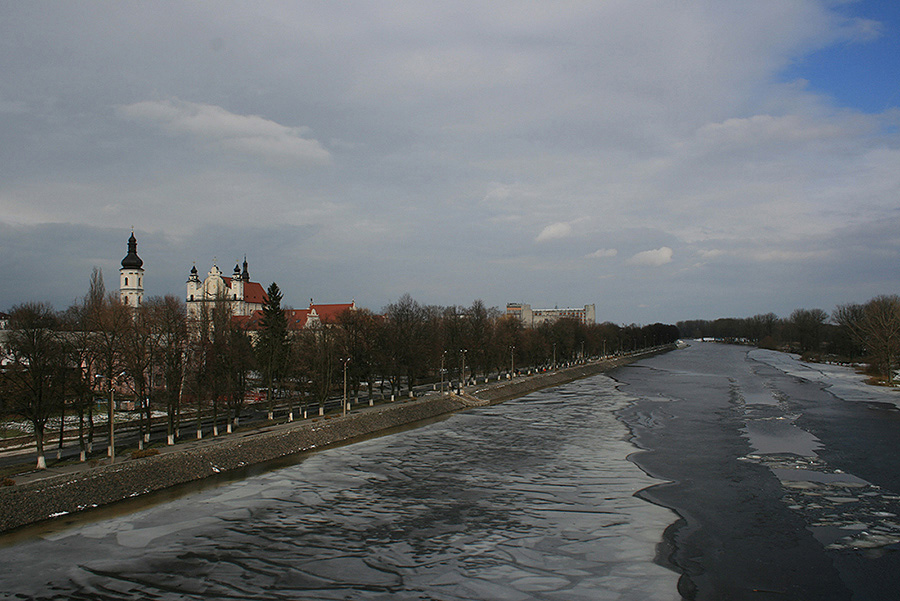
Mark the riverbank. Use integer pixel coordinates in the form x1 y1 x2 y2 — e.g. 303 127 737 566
0 347 672 534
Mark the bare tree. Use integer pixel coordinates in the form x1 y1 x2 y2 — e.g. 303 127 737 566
5 303 65 469
295 326 337 410
336 307 380 401
122 304 153 449
87 288 132 462
383 294 429 396
788 308 829 354
59 299 98 462
224 323 254 432
147 295 188 445
835 296 900 383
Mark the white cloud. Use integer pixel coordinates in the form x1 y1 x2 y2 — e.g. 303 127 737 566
627 247 673 267
587 248 617 259
117 99 331 165
535 221 573 242
752 249 831 263
697 249 725 259
694 114 850 148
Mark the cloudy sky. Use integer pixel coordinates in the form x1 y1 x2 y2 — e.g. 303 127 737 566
2 1 899 324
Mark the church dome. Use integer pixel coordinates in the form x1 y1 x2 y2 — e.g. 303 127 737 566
121 232 143 269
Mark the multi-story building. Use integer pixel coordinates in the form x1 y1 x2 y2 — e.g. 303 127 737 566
506 302 596 328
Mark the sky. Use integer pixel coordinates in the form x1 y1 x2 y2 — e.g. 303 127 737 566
2 0 899 324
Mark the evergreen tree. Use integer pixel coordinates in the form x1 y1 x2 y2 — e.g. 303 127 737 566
256 282 289 419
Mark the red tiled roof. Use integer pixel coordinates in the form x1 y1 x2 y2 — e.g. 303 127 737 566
234 308 311 331
287 308 310 329
243 282 268 305
311 302 356 324
221 277 268 306
232 303 355 331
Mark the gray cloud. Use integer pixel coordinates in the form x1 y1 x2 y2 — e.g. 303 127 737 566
1 1 898 324
117 99 331 165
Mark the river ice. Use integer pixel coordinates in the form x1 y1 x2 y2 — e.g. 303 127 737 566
733 347 900 553
0 376 680 600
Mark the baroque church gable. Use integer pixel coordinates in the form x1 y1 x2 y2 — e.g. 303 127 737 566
186 257 267 318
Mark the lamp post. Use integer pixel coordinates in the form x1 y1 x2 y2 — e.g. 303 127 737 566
459 349 467 392
441 350 447 396
552 343 557 370
342 357 350 416
510 345 515 378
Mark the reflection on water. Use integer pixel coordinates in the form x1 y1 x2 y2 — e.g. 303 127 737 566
0 377 679 600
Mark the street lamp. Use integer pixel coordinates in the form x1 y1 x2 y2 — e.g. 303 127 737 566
342 357 351 416
509 345 515 378
552 343 557 370
441 350 447 396
459 349 467 392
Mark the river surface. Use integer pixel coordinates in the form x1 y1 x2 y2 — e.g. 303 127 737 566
617 342 900 600
0 374 679 600
2 342 900 600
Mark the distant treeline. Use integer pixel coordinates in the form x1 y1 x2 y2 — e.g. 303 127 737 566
677 294 900 382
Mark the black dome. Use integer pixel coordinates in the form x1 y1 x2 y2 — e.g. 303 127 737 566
121 233 143 269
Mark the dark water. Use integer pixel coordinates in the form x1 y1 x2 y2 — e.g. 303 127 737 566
0 376 678 600
3 343 898 600
617 342 900 600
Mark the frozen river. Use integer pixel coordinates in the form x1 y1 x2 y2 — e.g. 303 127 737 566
4 342 899 600
0 374 680 600
618 342 900 600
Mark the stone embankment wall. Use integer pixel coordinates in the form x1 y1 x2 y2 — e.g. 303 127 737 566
0 346 673 534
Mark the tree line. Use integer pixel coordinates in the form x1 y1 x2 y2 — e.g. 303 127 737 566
677 294 900 383
1 270 679 470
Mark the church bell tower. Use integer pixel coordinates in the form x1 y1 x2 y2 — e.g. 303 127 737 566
120 230 144 308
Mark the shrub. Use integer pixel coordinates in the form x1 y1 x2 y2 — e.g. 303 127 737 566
0 478 15 487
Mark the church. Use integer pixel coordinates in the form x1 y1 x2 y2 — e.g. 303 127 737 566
186 258 267 319
116 233 356 330
186 257 356 331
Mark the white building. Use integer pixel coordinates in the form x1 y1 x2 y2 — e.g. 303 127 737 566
506 303 596 327
186 258 268 319
119 232 144 308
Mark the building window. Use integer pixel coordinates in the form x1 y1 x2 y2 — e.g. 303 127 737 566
125 277 128 286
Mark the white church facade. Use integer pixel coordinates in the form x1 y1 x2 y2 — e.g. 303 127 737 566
186 258 268 319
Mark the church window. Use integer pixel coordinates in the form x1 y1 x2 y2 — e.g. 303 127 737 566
125 277 128 286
